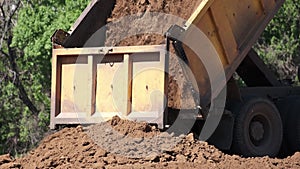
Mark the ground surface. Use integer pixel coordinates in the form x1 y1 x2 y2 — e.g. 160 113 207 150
0 116 299 169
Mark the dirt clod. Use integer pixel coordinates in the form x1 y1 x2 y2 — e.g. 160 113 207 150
0 154 12 165
186 133 194 142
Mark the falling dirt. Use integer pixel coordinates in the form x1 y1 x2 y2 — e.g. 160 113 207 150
105 0 202 109
1 116 299 169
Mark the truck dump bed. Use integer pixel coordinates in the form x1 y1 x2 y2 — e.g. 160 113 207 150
180 0 284 105
51 0 285 129
52 0 115 48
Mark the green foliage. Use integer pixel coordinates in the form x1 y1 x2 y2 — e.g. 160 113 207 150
255 0 300 81
0 0 89 155
12 0 89 91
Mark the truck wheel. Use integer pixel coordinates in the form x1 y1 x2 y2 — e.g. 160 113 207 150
232 98 283 157
286 99 300 151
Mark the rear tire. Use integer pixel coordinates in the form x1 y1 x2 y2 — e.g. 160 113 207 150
232 98 283 157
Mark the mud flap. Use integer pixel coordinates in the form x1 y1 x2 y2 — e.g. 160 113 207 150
207 113 234 150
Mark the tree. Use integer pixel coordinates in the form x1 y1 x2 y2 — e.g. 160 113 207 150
0 0 89 155
255 0 300 83
0 0 32 155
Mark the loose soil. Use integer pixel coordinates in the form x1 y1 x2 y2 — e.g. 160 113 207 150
1 116 299 169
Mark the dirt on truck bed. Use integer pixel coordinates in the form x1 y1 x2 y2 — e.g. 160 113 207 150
1 116 299 169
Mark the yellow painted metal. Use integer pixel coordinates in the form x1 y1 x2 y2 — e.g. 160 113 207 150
182 0 284 102
50 45 168 129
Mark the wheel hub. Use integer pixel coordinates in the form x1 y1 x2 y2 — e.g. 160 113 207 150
250 121 264 141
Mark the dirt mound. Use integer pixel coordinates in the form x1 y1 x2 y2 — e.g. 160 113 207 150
108 116 159 137
1 117 299 169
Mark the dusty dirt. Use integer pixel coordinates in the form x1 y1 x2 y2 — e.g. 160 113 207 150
105 0 201 109
1 116 299 169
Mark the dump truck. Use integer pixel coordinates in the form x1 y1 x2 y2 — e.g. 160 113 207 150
50 0 300 157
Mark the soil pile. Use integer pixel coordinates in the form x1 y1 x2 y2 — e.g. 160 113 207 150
1 116 299 169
